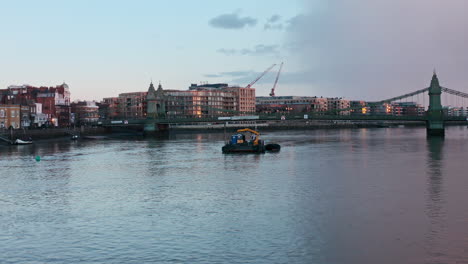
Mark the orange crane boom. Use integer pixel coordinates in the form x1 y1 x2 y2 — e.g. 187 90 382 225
245 64 277 89
270 62 283 97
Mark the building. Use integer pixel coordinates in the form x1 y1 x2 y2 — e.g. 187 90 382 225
0 83 71 127
71 101 100 125
350 101 369 115
189 83 255 113
446 106 467 116
327 97 350 115
391 102 425 116
0 105 21 129
101 97 120 119
147 82 239 118
256 96 341 114
102 82 256 120
32 103 48 127
118 92 148 119
226 87 255 113
369 103 393 115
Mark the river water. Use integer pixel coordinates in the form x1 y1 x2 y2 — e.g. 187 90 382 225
1 127 468 264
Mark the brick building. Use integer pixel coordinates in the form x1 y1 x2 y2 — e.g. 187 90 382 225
0 83 71 127
102 82 256 120
391 102 425 116
101 97 120 119
0 105 21 129
117 92 147 119
256 96 338 114
71 101 99 125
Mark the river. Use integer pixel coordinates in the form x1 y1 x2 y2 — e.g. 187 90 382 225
1 127 468 264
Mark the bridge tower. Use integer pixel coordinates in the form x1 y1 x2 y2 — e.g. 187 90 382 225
146 81 157 119
145 82 168 133
426 71 445 136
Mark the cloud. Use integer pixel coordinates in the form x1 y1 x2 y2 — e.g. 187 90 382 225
268 14 281 23
204 69 311 86
287 1 468 100
204 70 252 79
209 13 257 29
217 44 280 56
264 14 283 30
216 48 237 56
204 74 222 78
285 14 306 32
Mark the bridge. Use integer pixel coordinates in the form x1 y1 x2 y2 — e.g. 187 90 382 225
102 73 468 137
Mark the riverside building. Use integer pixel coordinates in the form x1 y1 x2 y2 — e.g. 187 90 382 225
71 101 100 125
256 96 350 114
103 82 256 119
0 105 21 129
0 83 71 127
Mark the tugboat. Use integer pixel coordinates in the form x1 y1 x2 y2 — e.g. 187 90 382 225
222 128 266 154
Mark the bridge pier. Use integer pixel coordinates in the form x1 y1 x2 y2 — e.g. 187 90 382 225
144 122 157 132
144 121 169 135
426 120 445 136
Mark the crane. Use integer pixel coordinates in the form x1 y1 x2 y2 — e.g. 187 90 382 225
270 62 283 97
245 64 277 89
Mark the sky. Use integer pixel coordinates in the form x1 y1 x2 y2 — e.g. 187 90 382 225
1 0 467 101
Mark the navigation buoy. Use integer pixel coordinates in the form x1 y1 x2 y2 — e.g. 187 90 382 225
35 156 41 162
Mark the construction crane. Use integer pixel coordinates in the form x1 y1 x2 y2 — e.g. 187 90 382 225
245 64 277 89
270 62 283 97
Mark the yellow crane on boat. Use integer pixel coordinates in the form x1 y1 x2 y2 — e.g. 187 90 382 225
236 128 260 145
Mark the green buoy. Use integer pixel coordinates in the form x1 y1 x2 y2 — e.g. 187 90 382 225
35 156 41 162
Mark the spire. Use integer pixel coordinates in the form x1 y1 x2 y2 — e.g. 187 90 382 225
148 81 156 93
430 69 441 93
157 81 163 91
431 70 439 83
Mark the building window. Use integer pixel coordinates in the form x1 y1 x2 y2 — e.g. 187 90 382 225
0 110 4 117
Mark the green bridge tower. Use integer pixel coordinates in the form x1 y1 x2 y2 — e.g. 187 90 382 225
427 71 445 136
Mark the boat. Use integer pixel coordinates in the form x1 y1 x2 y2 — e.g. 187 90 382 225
222 128 266 153
13 139 33 145
265 143 281 152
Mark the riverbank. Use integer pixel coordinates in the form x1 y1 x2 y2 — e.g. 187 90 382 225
1 120 467 144
0 127 109 145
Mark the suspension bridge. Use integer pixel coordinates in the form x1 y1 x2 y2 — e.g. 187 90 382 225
102 73 468 136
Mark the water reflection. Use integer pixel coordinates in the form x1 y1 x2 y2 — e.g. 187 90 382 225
425 137 447 262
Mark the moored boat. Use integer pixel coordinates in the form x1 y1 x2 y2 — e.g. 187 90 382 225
222 128 265 154
13 139 33 145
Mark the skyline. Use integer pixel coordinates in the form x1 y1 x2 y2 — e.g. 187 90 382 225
1 0 467 101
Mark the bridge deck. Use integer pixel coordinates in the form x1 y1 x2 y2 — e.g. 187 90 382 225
100 114 467 126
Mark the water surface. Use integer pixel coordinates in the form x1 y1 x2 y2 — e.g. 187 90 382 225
1 127 468 263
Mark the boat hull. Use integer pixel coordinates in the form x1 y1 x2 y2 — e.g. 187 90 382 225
222 143 265 154
14 139 33 145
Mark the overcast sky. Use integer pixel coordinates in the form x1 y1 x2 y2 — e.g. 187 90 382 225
1 0 467 101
